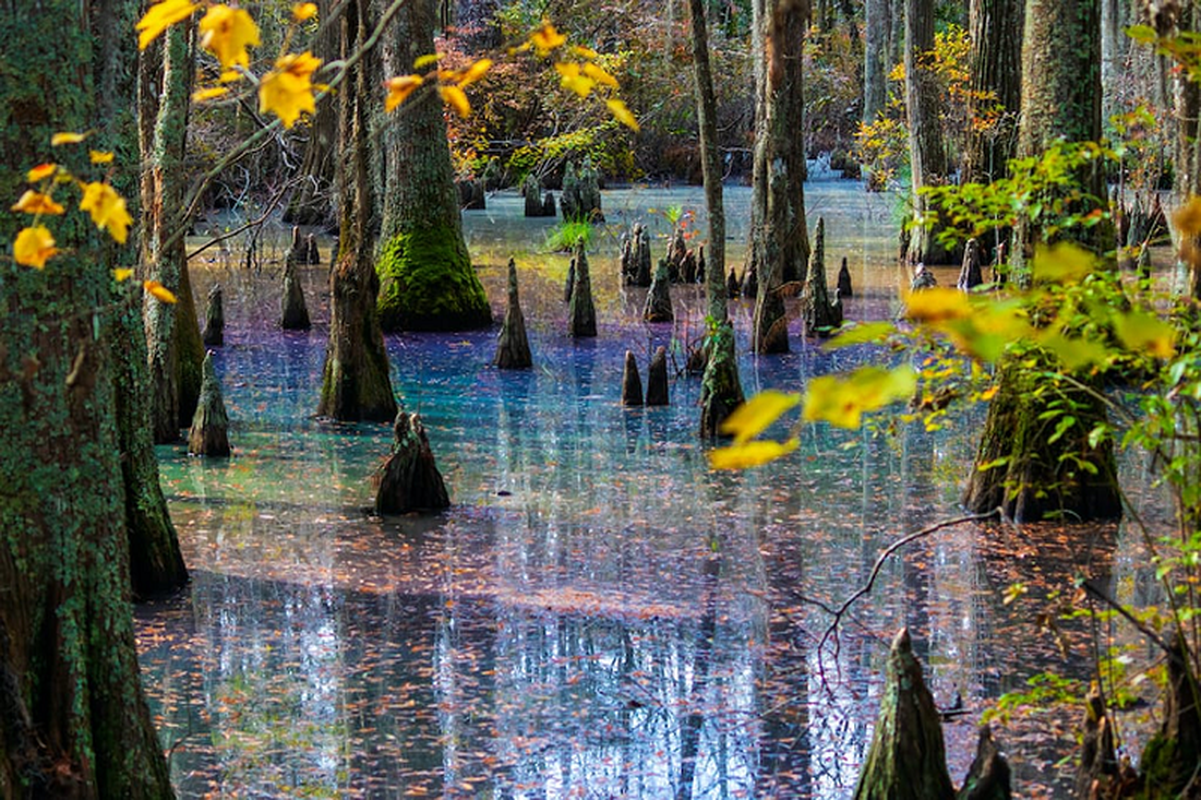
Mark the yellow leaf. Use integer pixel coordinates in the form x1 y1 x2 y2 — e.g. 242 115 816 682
143 280 178 304
414 53 441 69
606 98 639 131
113 268 135 282
193 86 230 102
1113 310 1177 359
51 132 88 146
555 62 595 97
292 2 318 21
456 58 492 88
78 182 133 244
1032 242 1094 284
219 69 243 83
259 51 321 128
11 190 65 215
802 365 917 429
530 22 567 56
136 0 198 50
708 438 799 470
719 389 801 445
582 62 618 88
440 85 471 118
904 286 972 324
13 226 59 269
384 75 424 112
27 163 57 182
1173 195 1201 239
199 4 260 70
571 45 599 59
89 150 114 164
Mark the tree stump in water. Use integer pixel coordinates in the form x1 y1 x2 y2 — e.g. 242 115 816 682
622 351 644 406
802 217 843 337
287 225 310 265
666 229 688 282
560 158 603 222
646 345 669 406
306 233 319 266
374 410 450 514
699 322 744 438
852 628 955 800
457 179 486 210
959 725 1011 800
202 283 224 347
188 351 230 457
644 259 674 322
837 256 853 298
743 263 758 299
568 238 597 337
726 268 741 298
957 238 984 292
621 223 653 287
281 250 312 330
494 259 532 369
522 174 556 217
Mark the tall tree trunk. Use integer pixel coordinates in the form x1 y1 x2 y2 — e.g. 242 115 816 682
962 0 1022 186
0 1 176 795
375 0 491 332
284 0 342 227
140 21 204 442
753 0 811 354
904 0 953 264
688 0 728 322
318 0 400 422
863 0 891 125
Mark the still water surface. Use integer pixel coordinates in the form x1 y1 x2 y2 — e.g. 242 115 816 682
137 183 1160 798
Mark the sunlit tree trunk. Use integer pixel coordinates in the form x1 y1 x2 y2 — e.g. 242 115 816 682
903 0 953 264
140 21 204 442
0 1 176 794
688 0 728 322
962 0 1022 186
375 0 491 331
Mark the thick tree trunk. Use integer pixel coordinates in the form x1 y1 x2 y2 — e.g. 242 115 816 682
375 0 491 332
318 0 399 422
0 2 176 795
904 0 954 264
688 0 728 322
863 0 891 125
962 0 1022 187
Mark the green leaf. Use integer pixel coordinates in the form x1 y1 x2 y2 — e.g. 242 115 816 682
826 321 896 349
1032 242 1094 284
1113 310 1176 358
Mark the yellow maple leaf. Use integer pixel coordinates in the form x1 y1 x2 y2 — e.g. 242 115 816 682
384 75 424 112
136 0 199 50
708 438 799 470
51 132 88 146
606 98 639 131
719 389 800 445
13 226 59 269
582 62 618 88
199 4 260 70
79 182 133 244
89 150 114 164
113 268 135 282
11 191 65 216
193 86 230 102
27 163 57 182
292 2 318 21
530 22 567 56
259 51 321 128
456 58 493 88
440 85 471 117
555 62 595 98
143 280 178 304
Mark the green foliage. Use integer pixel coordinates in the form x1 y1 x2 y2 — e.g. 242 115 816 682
545 220 593 251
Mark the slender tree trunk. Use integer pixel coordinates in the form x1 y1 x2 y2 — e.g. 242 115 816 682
688 0 728 322
284 0 342 226
863 0 891 125
0 1 176 795
375 0 491 331
904 0 953 264
318 0 399 422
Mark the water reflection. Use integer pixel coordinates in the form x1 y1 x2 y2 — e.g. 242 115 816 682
140 183 1165 798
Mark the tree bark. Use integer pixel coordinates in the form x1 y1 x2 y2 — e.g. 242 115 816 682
962 0 1022 187
904 0 954 264
318 0 399 422
284 0 341 226
0 2 176 795
688 0 728 322
863 0 892 125
375 0 491 331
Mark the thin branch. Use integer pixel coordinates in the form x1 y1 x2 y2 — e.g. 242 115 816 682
185 175 300 262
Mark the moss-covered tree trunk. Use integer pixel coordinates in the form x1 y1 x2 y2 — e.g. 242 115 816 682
0 2 176 795
688 0 728 322
375 0 491 332
904 0 954 265
139 21 204 442
318 0 399 423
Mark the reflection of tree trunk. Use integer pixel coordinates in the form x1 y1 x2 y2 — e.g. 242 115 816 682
284 0 341 226
677 553 720 800
688 0 728 322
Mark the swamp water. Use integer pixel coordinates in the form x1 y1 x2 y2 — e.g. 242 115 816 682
138 183 1163 798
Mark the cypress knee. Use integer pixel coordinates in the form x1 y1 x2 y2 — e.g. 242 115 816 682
958 725 1011 800
646 346 669 406
644 259 674 322
957 238 984 292
622 350 644 406
568 238 597 337
281 252 312 330
802 217 843 337
837 256 853 298
202 283 224 346
494 259 532 369
188 351 231 457
375 410 451 514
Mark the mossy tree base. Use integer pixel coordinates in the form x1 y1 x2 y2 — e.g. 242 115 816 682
699 322 744 438
376 226 491 332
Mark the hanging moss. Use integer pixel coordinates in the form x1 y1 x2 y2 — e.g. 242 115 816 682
376 225 491 332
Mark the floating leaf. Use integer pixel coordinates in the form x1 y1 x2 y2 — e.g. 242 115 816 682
193 86 230 102
27 163 56 182
384 75 424 112
259 51 321 128
199 4 260 69
1113 310 1176 359
79 182 133 244
439 85 471 118
709 438 799 470
113 268 135 282
11 191 65 215
51 132 88 146
802 365 917 429
531 23 567 56
292 2 318 21
719 390 801 445
136 0 198 50
89 150 114 164
456 58 492 88
13 226 59 269
143 280 178 303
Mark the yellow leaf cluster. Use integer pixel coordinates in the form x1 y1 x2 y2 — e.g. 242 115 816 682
292 2 318 21
708 390 802 470
802 365 917 429
27 163 56 182
136 0 198 50
530 23 567 56
79 181 133 244
89 150 114 164
384 75 424 112
199 4 260 70
13 226 59 269
143 280 178 304
12 191 65 216
439 85 471 118
259 51 321 128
